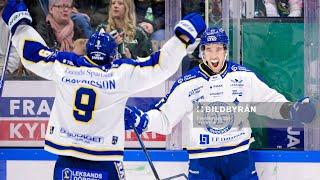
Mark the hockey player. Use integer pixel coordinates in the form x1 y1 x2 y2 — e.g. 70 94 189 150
2 1 206 179
125 27 316 179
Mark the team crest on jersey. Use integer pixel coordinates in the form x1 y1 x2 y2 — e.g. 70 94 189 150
62 168 72 180
202 102 234 134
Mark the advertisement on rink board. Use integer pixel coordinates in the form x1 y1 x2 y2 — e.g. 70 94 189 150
0 81 304 149
0 81 166 148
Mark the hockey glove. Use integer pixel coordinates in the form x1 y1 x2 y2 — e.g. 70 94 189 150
289 97 316 124
2 0 32 35
174 12 206 44
125 106 149 134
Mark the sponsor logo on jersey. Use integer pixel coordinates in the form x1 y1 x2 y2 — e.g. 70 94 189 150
209 84 223 97
232 90 243 96
230 78 244 87
188 86 203 97
64 68 113 78
210 84 222 88
212 132 246 142
60 128 104 144
238 66 247 71
209 75 220 81
191 95 204 103
184 74 197 81
231 65 238 71
209 92 223 97
199 134 209 144
61 168 106 180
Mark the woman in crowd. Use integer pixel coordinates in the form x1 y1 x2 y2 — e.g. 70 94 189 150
104 0 152 58
36 0 86 51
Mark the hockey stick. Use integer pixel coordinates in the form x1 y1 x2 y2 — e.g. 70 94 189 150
0 32 12 97
132 126 161 180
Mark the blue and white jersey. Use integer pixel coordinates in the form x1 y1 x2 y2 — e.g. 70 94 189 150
147 61 288 159
12 25 187 161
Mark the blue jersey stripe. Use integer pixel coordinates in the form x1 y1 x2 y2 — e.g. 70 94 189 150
23 41 112 71
187 139 250 154
112 51 161 67
45 140 124 156
23 40 81 65
23 40 55 63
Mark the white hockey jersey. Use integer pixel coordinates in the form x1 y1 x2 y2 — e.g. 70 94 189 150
12 25 187 161
147 61 289 159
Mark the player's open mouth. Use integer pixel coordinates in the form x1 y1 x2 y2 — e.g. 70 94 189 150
211 60 219 67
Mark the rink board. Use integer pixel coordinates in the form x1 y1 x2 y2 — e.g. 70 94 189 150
1 150 320 180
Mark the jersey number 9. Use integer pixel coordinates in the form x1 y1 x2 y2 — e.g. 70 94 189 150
73 87 96 122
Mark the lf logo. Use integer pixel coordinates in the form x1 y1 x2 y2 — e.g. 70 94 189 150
62 168 72 180
200 134 209 145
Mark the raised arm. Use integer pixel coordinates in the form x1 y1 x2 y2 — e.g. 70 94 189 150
2 1 79 80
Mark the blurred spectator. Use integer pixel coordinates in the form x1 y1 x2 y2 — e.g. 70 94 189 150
135 0 152 23
34 0 92 38
71 7 93 38
73 38 88 55
36 0 87 51
152 0 165 18
209 0 222 27
139 20 154 36
255 0 267 17
264 0 303 17
150 16 165 41
0 4 22 76
104 0 152 59
0 0 4 8
73 0 108 30
181 0 204 72
182 0 205 16
24 0 47 27
136 0 164 52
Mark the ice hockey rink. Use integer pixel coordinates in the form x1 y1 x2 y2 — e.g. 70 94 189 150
1 0 320 179
1 149 320 179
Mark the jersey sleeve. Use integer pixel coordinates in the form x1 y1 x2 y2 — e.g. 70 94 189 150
146 82 191 135
249 73 289 119
114 36 187 93
11 25 79 80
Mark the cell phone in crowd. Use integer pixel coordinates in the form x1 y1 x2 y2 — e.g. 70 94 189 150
110 30 118 38
110 30 125 55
